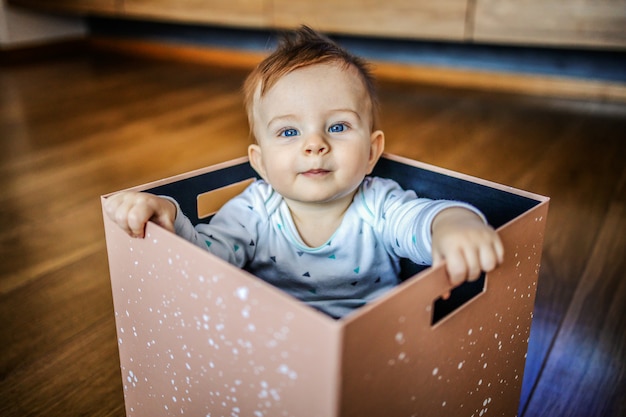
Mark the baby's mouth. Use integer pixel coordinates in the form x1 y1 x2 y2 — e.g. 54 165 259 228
302 168 331 176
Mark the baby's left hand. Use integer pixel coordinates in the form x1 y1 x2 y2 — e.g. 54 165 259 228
431 207 504 287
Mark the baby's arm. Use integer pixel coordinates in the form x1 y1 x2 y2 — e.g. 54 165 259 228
431 207 504 286
104 191 177 238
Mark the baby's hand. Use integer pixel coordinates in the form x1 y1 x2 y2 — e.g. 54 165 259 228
431 207 504 287
104 192 176 238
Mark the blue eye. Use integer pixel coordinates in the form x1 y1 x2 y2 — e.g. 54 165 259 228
329 123 347 133
280 128 299 137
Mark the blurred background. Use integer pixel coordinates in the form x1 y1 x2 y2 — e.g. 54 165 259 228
1 1 625 416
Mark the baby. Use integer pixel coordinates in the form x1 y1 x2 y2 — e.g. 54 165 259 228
105 26 503 318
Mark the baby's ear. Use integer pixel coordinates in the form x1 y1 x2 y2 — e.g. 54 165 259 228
248 143 268 180
367 130 385 174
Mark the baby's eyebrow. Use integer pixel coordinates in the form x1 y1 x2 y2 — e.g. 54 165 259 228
267 114 298 128
327 109 362 120
266 109 363 129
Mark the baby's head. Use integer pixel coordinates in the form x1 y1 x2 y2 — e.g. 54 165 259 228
243 26 379 141
244 27 385 207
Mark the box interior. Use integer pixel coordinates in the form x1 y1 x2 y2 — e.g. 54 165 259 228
144 157 542 323
105 156 548 416
145 157 540 231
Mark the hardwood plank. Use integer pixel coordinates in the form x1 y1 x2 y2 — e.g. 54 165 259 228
1 46 625 417
523 166 626 417
511 111 626 414
0 315 125 417
0 249 111 376
376 79 626 414
0 54 248 165
0 57 251 294
0 229 123 416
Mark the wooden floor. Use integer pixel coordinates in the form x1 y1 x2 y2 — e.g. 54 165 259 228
1 46 624 417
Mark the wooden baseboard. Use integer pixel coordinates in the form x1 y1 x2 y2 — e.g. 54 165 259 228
378 62 626 103
90 37 265 70
90 37 626 103
1 37 88 65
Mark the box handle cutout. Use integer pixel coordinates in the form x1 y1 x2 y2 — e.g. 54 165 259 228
431 273 486 326
197 178 256 219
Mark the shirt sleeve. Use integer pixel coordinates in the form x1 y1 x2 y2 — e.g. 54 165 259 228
165 181 270 268
356 177 486 265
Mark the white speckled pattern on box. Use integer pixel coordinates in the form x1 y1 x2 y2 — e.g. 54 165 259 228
102 154 549 417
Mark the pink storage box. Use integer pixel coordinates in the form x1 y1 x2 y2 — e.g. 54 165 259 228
102 154 549 417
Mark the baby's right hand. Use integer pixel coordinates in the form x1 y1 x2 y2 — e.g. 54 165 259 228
104 192 176 238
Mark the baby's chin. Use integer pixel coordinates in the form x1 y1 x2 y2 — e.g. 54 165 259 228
283 187 361 207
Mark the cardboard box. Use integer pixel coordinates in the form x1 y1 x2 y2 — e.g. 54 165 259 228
102 154 549 417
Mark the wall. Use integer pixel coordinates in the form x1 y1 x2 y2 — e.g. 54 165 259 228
88 17 626 85
0 0 85 48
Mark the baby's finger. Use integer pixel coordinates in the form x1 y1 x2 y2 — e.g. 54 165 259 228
479 245 499 272
112 201 135 237
494 236 505 265
126 204 152 238
432 249 444 266
111 193 144 237
104 193 124 220
463 247 482 282
445 249 469 286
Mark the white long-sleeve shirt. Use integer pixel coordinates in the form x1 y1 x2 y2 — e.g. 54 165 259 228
172 177 483 318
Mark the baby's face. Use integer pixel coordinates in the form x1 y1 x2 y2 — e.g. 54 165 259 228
248 62 384 208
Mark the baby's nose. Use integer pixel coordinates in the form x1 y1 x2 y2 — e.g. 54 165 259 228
304 135 329 155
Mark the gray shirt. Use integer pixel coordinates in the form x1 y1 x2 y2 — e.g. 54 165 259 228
172 177 483 318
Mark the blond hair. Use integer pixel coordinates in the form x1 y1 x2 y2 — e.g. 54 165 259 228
243 26 379 137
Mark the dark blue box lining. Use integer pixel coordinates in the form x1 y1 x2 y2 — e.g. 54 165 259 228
146 158 541 321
